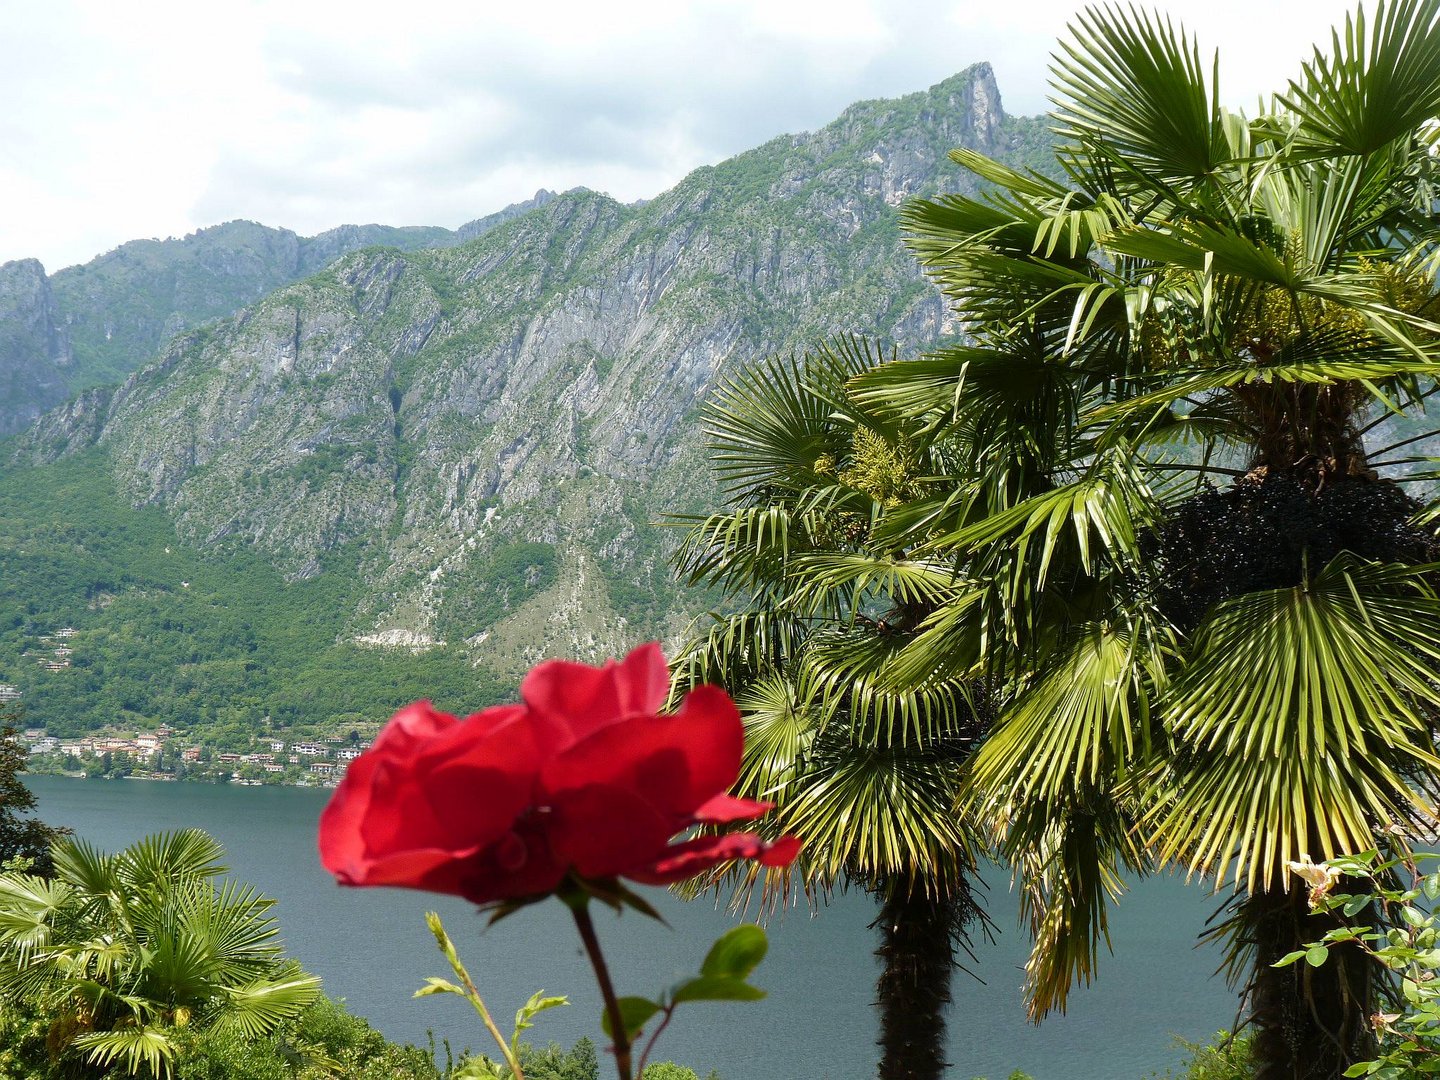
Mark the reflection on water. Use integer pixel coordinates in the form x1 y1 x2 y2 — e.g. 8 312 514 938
29 775 1233 1080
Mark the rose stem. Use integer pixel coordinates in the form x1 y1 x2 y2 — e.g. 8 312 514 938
570 900 634 1080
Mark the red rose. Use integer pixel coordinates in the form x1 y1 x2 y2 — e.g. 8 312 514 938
318 643 800 904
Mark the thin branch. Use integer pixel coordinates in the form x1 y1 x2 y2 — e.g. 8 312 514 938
636 1004 677 1076
571 901 633 1080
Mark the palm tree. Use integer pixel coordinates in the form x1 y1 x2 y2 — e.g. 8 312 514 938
857 2 1440 1075
669 338 987 1080
0 829 320 1078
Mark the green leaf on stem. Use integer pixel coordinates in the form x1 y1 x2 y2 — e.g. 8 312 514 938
1306 945 1330 967
600 996 663 1040
669 975 767 1005
414 977 466 998
699 925 768 979
510 990 568 1057
1344 895 1371 916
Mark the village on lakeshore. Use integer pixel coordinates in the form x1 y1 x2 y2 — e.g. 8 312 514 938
2 626 377 786
6 718 369 787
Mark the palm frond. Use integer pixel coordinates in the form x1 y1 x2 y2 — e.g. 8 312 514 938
72 1027 177 1080
1051 4 1223 185
1144 556 1440 891
212 968 323 1038
1282 0 1440 155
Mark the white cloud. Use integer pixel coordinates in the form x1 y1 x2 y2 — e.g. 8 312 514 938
0 0 1378 271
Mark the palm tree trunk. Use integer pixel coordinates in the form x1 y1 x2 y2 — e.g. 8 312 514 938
1243 884 1374 1079
872 882 957 1080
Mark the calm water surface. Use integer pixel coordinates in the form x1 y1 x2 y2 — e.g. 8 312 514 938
29 775 1234 1079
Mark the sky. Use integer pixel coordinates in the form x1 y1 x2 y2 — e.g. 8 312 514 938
1 0 1359 272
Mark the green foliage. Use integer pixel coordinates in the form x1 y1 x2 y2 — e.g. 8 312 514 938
0 703 67 874
598 923 771 1059
1277 852 1440 1077
435 542 559 641
161 994 441 1080
0 829 321 1078
0 451 511 742
638 1065 699 1080
1146 1032 1255 1079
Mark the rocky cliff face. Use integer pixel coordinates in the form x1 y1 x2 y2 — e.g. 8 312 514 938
7 64 1045 674
0 201 565 435
0 260 73 439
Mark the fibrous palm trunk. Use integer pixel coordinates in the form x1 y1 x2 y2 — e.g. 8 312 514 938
872 881 960 1080
1240 885 1374 1079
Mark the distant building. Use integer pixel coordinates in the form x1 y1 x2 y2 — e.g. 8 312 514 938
0 685 21 703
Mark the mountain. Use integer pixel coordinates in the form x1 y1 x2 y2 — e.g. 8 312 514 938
0 195 571 438
0 64 1052 738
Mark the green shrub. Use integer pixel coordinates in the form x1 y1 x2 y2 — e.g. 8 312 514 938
172 996 439 1080
1146 1032 1254 1080
639 1065 700 1080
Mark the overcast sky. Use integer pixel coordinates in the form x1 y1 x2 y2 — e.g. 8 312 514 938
1 0 1358 272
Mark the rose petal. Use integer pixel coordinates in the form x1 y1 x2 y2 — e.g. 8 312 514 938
613 642 672 715
456 820 570 904
319 703 537 886
540 683 742 821
336 846 477 893
520 643 671 746
692 793 772 823
547 783 678 879
521 659 622 746
371 701 460 756
629 832 803 885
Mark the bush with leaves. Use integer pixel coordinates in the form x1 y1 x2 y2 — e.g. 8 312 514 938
1277 852 1440 1077
171 995 439 1080
0 703 68 876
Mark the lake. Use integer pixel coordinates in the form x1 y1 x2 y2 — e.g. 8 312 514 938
28 774 1236 1079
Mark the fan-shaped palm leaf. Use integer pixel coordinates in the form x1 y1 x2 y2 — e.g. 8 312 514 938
1143 557 1440 891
